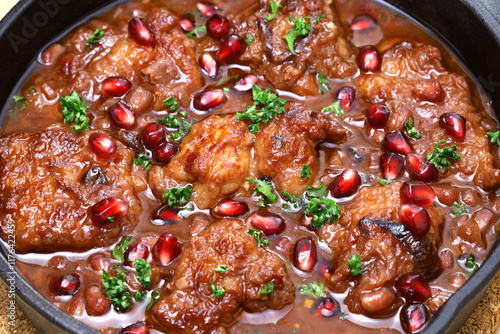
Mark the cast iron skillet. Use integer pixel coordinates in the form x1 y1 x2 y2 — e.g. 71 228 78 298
0 0 499 333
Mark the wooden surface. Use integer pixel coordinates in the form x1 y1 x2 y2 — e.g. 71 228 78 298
0 0 499 333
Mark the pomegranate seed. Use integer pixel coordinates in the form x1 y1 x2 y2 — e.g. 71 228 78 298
300 214 315 230
398 204 430 240
357 45 382 72
179 17 195 32
193 88 227 111
206 14 230 39
366 103 390 128
85 284 111 316
88 132 116 159
400 303 430 333
91 197 128 227
337 86 356 111
109 101 136 130
248 210 285 235
405 154 439 182
50 274 81 295
124 242 150 267
119 321 150 334
380 153 404 180
213 199 249 217
312 297 340 317
400 181 435 207
198 53 219 79
395 272 431 302
102 76 132 97
439 112 466 142
316 260 332 278
197 1 216 17
153 142 179 163
414 81 444 103
215 34 247 63
233 74 259 92
275 237 291 253
152 233 182 266
143 122 165 149
293 238 317 272
329 168 361 198
128 18 155 46
351 15 377 32
384 132 414 155
152 204 180 225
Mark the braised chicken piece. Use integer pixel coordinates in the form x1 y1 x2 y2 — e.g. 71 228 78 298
0 128 146 253
149 219 295 333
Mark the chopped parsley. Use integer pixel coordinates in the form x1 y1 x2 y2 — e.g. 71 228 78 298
321 101 345 116
486 130 500 145
187 24 207 41
59 91 90 132
317 73 331 94
102 269 131 312
465 256 479 272
107 216 115 223
133 154 151 170
266 0 283 21
247 178 277 206
146 291 160 311
216 75 239 87
300 165 312 178
379 178 395 186
210 283 225 299
159 115 192 141
297 281 326 299
86 28 105 45
29 87 37 93
162 185 193 209
236 85 287 133
303 198 341 229
248 228 269 248
283 16 310 55
134 291 147 301
215 265 228 273
245 34 254 45
260 283 274 295
163 97 179 111
347 253 362 276
134 258 151 289
282 190 304 210
452 202 469 215
305 184 328 199
426 139 461 169
13 95 25 103
112 236 133 263
340 313 349 320
405 118 421 139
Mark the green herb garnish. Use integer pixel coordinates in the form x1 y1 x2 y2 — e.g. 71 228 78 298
187 24 207 41
107 216 115 223
86 28 105 45
281 190 304 210
305 184 328 199
210 283 225 299
133 154 151 170
303 198 341 229
134 258 151 289
379 178 395 186
215 265 228 273
245 34 254 45
59 91 90 132
146 291 160 311
29 88 37 93
163 97 179 111
321 101 345 116
260 283 274 295
134 291 147 301
162 185 193 209
297 281 326 299
317 73 330 94
13 95 25 103
426 139 461 169
247 178 277 206
283 16 310 55
300 165 312 178
266 0 283 21
405 118 421 139
112 236 133 263
248 229 269 248
216 75 239 87
347 253 362 276
486 130 500 145
159 115 192 141
452 202 469 215
340 313 348 320
465 256 479 271
102 269 131 312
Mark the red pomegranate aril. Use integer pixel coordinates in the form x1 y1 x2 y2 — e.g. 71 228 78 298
197 1 216 17
380 153 405 180
124 242 150 267
193 88 227 111
152 204 180 225
109 101 136 130
405 154 439 182
275 237 291 253
400 181 435 207
102 76 132 97
88 132 116 159
357 45 382 72
152 233 182 266
215 34 247 62
119 321 150 334
248 210 285 235
400 303 430 333
50 274 81 295
143 122 165 149
233 74 259 92
329 168 361 198
395 272 431 302
366 103 390 128
213 199 248 217
179 17 195 32
414 81 444 103
153 142 179 163
317 260 332 278
91 197 128 227
398 204 431 240
439 112 466 142
206 14 230 39
384 132 414 155
128 18 155 46
351 15 377 32
293 238 317 272
199 53 219 79
312 297 339 317
301 214 315 230
337 86 356 111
